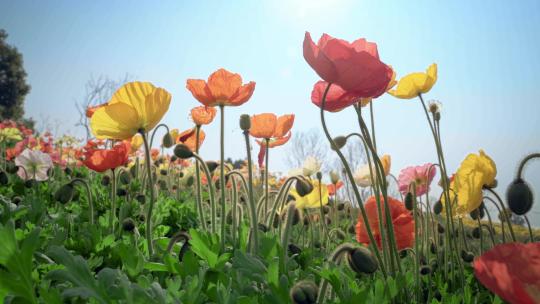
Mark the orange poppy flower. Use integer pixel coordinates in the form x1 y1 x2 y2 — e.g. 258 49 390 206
356 196 414 250
151 148 160 160
186 68 256 107
249 113 295 168
176 128 206 152
474 242 540 304
327 181 344 196
82 141 130 173
86 102 108 118
190 106 217 126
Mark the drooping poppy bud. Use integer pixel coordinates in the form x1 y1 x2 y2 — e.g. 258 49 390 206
506 178 533 215
331 136 347 150
162 133 174 148
469 202 485 220
11 196 22 205
174 144 194 159
24 179 36 188
461 250 474 263
101 175 111 186
116 188 127 196
290 280 318 304
330 170 340 184
64 167 73 176
295 179 314 197
419 265 432 275
122 217 136 232
437 223 445 234
433 200 443 215
119 171 131 185
472 227 481 239
239 114 251 131
54 183 75 204
405 192 414 211
0 171 8 185
288 243 302 256
135 194 146 204
206 161 219 173
347 247 378 274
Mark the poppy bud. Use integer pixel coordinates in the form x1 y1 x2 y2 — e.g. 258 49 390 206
399 250 408 259
405 192 414 211
330 171 340 184
313 241 322 249
186 176 194 187
348 224 355 234
64 167 73 176
290 280 318 304
158 180 167 191
11 196 22 205
337 202 345 211
119 171 131 185
135 194 146 204
295 179 313 197
129 165 137 178
174 144 194 159
461 250 474 263
303 216 310 226
101 175 111 186
472 227 481 239
288 243 302 256
122 218 136 232
419 265 432 275
433 200 443 215
322 205 330 214
335 229 346 240
324 216 331 225
116 188 127 196
430 241 437 254
506 178 533 215
331 136 347 150
162 133 174 148
433 112 441 121
347 247 378 274
206 161 219 173
24 179 36 188
239 114 251 131
0 171 8 185
437 223 445 234
5 162 18 174
54 183 75 204
138 213 146 222
469 202 485 220
258 223 269 232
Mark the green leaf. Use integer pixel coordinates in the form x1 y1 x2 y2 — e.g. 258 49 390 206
189 228 218 267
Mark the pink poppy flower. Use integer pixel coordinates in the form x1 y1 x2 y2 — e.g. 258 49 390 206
398 163 436 196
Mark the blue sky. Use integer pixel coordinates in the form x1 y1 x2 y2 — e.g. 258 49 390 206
2 0 540 224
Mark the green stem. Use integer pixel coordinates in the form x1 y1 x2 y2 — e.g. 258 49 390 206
193 153 217 234
140 131 156 257
243 130 259 255
485 187 517 242
194 125 207 230
219 105 226 252
264 138 270 216
70 178 94 225
524 215 534 243
149 123 170 148
110 169 117 234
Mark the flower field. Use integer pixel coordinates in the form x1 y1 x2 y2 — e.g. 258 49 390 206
1 30 539 304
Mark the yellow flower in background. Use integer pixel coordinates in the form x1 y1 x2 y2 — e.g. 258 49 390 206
130 134 143 154
0 127 22 142
290 181 329 209
90 82 171 140
446 150 497 216
353 154 391 187
388 63 437 99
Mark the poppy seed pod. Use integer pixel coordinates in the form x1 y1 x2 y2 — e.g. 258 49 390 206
295 179 314 197
159 169 167 176
119 171 131 185
433 200 443 215
54 183 75 204
506 178 534 215
174 144 194 159
162 133 174 148
348 247 378 274
405 192 414 211
101 175 111 186
0 171 8 186
290 280 318 304
122 218 136 232
239 114 251 131
331 136 347 150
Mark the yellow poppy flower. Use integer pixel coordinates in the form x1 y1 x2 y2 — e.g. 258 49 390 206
445 150 497 216
90 82 171 140
290 181 329 209
388 63 437 99
0 127 23 142
354 154 391 187
129 134 143 154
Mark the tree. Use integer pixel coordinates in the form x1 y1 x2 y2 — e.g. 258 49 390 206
284 129 331 172
0 29 31 122
75 74 132 140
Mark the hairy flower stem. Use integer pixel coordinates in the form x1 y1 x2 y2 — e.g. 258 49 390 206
266 176 301 228
194 126 207 231
70 178 94 225
264 139 270 216
412 185 421 303
484 188 517 242
280 202 297 268
219 105 227 252
231 178 238 246
140 131 156 257
243 130 259 255
193 153 217 234
320 83 386 277
317 176 328 245
317 243 357 304
517 153 540 179
110 169 117 234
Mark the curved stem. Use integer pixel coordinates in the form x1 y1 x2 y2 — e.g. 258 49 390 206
193 153 217 234
110 169 117 234
369 101 377 152
243 130 259 255
194 125 206 230
517 153 540 179
483 207 497 246
524 215 534 243
317 243 357 304
149 123 170 149
70 178 94 225
483 196 506 243
484 187 516 242
319 83 386 277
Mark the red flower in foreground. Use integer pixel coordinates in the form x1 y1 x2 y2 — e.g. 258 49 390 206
82 140 130 173
474 242 540 304
303 32 393 98
327 181 344 196
356 196 414 250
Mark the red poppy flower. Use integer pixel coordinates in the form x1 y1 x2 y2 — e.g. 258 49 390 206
356 196 415 250
303 32 393 98
327 181 344 196
474 242 540 304
82 141 130 173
